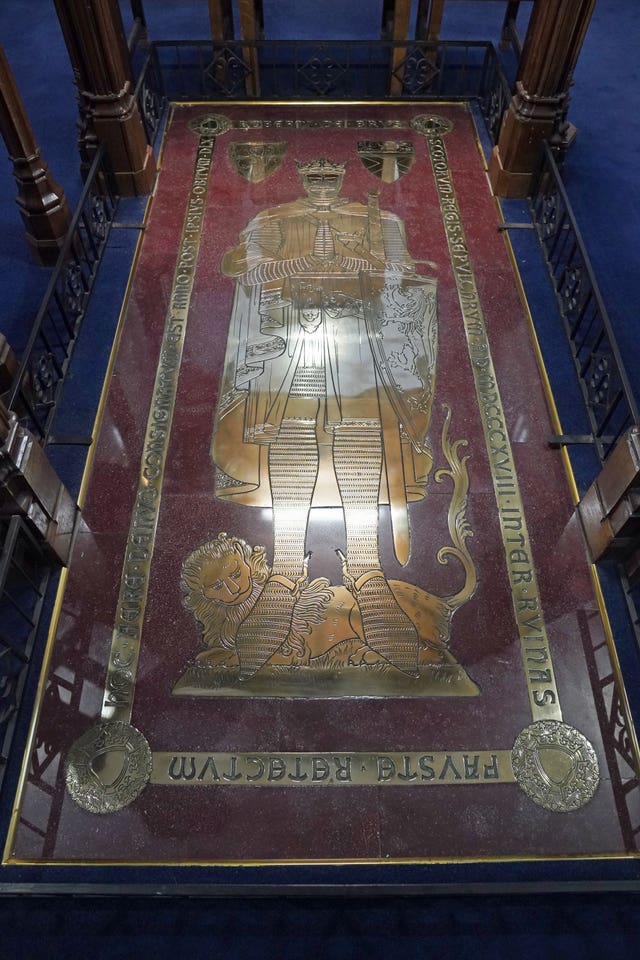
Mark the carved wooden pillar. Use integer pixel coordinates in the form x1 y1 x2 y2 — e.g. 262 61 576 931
53 0 156 195
237 0 261 96
415 0 445 42
0 45 71 266
0 335 19 397
208 0 234 41
0 399 77 565
488 0 596 198
389 0 412 96
578 427 640 586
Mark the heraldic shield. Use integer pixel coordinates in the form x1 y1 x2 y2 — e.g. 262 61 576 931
361 271 438 452
357 141 415 182
229 142 287 183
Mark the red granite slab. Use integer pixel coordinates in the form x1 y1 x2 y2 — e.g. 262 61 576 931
7 103 638 866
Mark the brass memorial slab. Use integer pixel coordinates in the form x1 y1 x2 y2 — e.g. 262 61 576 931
5 103 639 868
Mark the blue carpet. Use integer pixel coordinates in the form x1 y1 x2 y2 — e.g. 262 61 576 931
1 892 640 959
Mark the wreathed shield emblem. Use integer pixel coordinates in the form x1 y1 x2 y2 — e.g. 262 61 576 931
357 140 415 182
229 142 287 183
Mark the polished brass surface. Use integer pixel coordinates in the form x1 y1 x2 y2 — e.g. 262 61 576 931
188 113 232 137
357 140 415 182
151 750 514 786
176 405 477 697
101 131 216 723
420 116 563 724
205 149 462 689
229 141 286 182
511 721 599 812
65 721 152 813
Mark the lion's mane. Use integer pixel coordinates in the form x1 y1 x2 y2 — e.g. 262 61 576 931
181 532 269 650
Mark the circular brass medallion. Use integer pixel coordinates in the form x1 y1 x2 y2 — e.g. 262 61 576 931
188 114 232 137
410 115 453 138
65 721 152 814
511 720 599 813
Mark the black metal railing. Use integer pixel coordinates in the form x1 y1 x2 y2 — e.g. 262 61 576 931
132 33 165 147
150 38 509 105
530 142 639 464
5 145 118 443
478 42 512 145
0 517 52 792
135 44 165 146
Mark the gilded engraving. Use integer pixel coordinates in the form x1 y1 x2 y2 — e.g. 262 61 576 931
229 141 287 182
189 113 232 137
357 140 415 182
209 158 447 683
65 721 152 814
511 721 599 812
150 750 515 786
423 126 563 723
174 406 477 697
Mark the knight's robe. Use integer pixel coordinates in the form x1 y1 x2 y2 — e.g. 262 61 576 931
211 194 438 513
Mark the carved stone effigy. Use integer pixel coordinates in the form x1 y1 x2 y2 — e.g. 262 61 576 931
4 104 639 870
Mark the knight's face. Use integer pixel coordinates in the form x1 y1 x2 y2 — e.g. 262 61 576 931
301 171 344 202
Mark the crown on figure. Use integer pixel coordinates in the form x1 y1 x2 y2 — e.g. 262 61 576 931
295 158 347 176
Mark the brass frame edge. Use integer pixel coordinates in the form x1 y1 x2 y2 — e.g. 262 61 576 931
171 100 468 108
5 848 640 869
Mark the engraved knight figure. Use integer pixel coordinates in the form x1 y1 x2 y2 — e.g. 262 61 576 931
212 158 438 680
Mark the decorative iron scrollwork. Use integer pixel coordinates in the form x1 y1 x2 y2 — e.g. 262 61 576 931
30 353 56 408
611 688 635 768
203 48 252 97
586 352 612 409
560 264 584 317
298 55 347 96
397 49 439 96
0 671 17 728
90 195 108 241
485 87 505 142
141 80 161 138
61 262 85 318
540 191 561 239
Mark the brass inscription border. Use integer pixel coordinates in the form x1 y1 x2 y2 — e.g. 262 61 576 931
102 133 216 722
151 751 515 786
422 125 562 723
